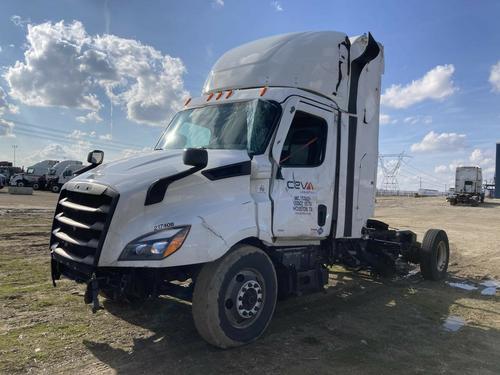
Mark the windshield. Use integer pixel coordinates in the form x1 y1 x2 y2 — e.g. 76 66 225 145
155 99 281 155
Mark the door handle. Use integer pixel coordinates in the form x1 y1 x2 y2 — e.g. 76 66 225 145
318 204 327 226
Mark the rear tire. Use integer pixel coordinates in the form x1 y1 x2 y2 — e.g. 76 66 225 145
17 181 24 187
192 244 277 348
32 182 40 190
51 184 60 193
420 229 449 280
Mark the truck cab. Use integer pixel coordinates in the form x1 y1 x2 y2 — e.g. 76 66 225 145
46 160 83 193
50 31 450 348
10 159 59 188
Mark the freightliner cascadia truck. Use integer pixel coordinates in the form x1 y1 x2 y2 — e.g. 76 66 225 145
50 31 450 348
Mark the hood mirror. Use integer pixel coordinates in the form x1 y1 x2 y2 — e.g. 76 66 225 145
87 150 104 165
183 148 208 168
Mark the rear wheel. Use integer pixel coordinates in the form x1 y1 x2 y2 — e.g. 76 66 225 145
420 229 449 280
16 181 24 187
51 184 61 193
32 182 40 190
192 244 277 348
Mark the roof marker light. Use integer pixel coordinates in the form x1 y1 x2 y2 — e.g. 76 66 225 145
226 90 233 99
216 92 223 100
260 87 268 96
184 97 192 106
206 93 214 101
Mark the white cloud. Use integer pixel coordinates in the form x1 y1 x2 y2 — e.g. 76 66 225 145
403 115 432 125
470 148 494 167
0 86 19 116
489 61 500 92
379 113 394 125
99 133 112 141
381 65 456 109
10 15 31 27
23 143 81 165
271 1 284 11
434 165 449 174
0 119 15 137
67 130 88 139
4 20 189 126
411 131 466 153
213 0 224 7
76 111 103 123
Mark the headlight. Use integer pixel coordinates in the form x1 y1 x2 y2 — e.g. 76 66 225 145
119 226 190 260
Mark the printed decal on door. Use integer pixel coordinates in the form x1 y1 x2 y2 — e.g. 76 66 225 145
286 173 316 216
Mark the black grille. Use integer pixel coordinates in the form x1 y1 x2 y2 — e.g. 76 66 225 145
50 186 119 266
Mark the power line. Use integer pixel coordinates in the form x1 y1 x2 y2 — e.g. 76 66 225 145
3 118 147 150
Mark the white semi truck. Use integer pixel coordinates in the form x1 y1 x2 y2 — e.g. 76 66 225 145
10 159 59 188
49 31 450 348
45 160 83 193
447 166 484 206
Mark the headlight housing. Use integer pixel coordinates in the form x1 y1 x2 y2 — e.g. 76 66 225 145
119 226 190 260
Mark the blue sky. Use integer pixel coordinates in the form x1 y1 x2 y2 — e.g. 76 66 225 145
0 0 499 190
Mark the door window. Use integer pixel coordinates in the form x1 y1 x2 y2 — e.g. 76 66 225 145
279 111 327 167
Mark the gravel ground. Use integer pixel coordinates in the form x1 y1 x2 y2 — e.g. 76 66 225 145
0 192 499 374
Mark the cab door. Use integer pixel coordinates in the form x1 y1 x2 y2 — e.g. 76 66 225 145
270 99 336 238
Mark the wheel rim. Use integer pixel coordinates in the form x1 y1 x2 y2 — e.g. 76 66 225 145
436 241 447 271
224 269 265 329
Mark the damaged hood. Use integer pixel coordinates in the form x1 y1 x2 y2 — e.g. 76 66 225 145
70 149 251 193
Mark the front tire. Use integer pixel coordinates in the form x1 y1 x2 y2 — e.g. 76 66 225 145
420 229 449 280
192 244 277 348
32 182 40 190
16 181 24 187
51 184 61 193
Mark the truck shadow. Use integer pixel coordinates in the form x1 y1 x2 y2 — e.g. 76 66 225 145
83 270 500 374
480 200 500 208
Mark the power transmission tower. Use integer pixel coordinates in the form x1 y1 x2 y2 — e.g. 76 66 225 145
378 152 411 194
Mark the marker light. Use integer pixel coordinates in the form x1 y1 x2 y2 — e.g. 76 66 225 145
119 226 190 260
216 92 223 100
259 87 268 96
226 90 233 99
206 93 214 101
184 97 192 106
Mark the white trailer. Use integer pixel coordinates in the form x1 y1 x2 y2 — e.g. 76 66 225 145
49 32 450 348
448 166 484 205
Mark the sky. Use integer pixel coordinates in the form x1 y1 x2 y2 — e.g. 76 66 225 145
0 0 499 191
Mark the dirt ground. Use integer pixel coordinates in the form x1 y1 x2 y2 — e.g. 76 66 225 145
0 190 499 374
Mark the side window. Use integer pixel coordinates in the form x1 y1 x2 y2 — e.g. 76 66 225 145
279 111 327 167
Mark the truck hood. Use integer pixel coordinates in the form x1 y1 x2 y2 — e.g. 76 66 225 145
72 149 251 193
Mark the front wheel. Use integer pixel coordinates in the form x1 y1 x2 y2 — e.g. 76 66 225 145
420 229 449 280
192 244 277 348
51 184 61 193
16 181 24 187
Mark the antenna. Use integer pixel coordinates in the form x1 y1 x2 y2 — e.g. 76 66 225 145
378 152 411 193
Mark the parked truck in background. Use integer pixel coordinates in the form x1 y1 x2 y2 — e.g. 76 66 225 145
447 166 484 206
10 160 59 189
45 160 83 193
49 31 450 348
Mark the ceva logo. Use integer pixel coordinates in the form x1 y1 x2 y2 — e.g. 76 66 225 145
286 173 314 191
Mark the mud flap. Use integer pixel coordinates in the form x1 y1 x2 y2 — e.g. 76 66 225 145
51 258 61 287
84 274 102 313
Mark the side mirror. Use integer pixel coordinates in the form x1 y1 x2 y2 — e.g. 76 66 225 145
183 148 208 168
87 150 104 165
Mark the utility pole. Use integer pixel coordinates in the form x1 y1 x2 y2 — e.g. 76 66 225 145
419 176 422 190
12 144 18 167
